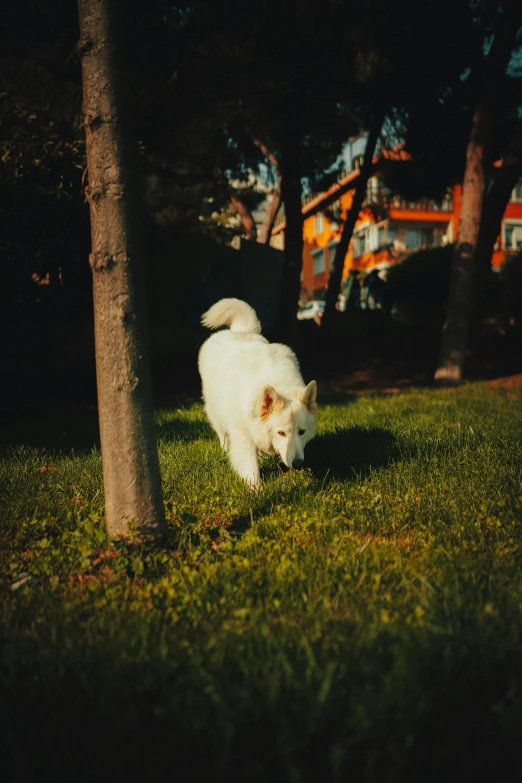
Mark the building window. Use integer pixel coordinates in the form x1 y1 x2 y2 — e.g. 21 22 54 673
366 177 383 203
330 200 342 223
377 224 396 247
504 222 522 249
406 227 435 250
327 242 339 270
312 248 326 276
354 232 367 258
314 212 325 236
406 228 419 250
511 180 522 202
421 228 434 246
352 154 364 171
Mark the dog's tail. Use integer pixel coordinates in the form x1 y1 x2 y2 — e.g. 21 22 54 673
201 298 262 334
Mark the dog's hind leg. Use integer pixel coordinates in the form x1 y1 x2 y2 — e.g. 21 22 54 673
212 422 229 452
227 430 260 488
204 403 229 452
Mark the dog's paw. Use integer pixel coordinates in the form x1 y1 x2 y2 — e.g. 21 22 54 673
220 433 230 452
242 474 261 491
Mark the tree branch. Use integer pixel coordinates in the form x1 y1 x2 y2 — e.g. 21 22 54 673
214 165 257 241
322 110 385 329
248 136 283 245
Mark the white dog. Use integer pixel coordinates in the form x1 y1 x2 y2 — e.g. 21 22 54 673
198 298 317 487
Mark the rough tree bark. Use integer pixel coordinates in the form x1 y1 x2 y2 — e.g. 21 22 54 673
77 0 166 539
435 13 519 385
474 120 522 317
434 97 489 386
321 111 384 331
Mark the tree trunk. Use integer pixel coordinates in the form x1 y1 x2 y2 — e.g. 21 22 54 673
77 0 165 539
321 111 384 331
215 139 281 246
213 166 258 241
474 120 522 319
257 185 282 244
434 97 488 386
434 14 518 386
229 192 258 240
277 130 303 337
251 137 282 244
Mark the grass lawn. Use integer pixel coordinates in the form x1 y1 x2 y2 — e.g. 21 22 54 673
1 383 522 782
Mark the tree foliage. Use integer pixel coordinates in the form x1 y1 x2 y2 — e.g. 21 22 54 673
2 0 521 370
0 2 89 321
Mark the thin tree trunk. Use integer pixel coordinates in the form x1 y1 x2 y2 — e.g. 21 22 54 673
77 0 165 539
257 186 282 244
214 165 257 240
322 111 384 331
277 128 303 337
250 137 282 244
215 139 281 246
229 193 257 240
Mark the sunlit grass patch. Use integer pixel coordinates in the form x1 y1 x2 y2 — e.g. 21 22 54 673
1 382 522 781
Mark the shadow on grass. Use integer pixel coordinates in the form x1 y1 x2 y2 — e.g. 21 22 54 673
0 402 214 452
2 632 520 783
253 425 399 487
0 404 100 452
156 415 214 444
221 426 399 536
306 425 399 482
315 391 367 407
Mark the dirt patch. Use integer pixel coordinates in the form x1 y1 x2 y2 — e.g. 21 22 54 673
317 367 522 398
171 368 522 405
486 373 522 388
318 360 433 396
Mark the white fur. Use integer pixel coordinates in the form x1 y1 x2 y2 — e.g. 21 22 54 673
198 298 317 487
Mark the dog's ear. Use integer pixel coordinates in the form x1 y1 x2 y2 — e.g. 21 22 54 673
260 385 284 420
300 381 317 414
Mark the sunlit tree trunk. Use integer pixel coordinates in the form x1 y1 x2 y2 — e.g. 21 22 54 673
77 0 165 539
214 137 282 245
434 98 488 386
257 187 282 245
435 13 519 385
251 137 282 244
229 192 258 240
213 166 257 240
474 120 522 320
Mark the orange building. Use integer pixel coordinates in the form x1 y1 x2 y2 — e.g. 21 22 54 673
270 158 522 302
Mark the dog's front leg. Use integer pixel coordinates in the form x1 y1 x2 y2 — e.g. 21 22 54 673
228 430 260 489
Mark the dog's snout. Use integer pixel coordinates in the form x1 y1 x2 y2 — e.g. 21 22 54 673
292 458 304 469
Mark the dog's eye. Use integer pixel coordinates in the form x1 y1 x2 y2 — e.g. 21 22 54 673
277 431 286 437
298 429 305 436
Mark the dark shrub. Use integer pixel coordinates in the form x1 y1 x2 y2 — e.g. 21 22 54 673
386 245 453 306
499 251 522 333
